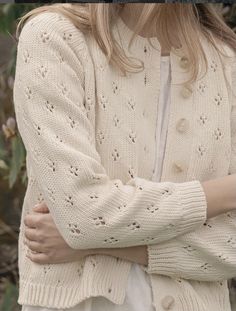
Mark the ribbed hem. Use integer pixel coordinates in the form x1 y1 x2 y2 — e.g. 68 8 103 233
18 256 132 309
176 180 207 235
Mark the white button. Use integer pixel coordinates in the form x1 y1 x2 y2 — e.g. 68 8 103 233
172 161 184 173
176 118 189 133
181 84 193 98
161 295 175 309
179 56 190 69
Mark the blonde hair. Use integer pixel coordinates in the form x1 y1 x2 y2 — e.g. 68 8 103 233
15 3 236 86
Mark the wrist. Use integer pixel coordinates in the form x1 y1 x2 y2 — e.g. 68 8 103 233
201 174 236 218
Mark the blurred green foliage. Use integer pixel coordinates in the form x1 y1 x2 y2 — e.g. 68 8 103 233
0 3 236 311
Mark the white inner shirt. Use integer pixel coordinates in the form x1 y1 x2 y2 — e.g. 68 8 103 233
22 55 171 311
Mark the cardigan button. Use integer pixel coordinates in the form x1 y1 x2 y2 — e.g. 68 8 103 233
179 56 190 69
176 118 189 133
181 84 193 98
161 295 175 309
172 161 184 173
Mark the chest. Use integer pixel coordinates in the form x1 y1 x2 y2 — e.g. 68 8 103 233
83 37 232 185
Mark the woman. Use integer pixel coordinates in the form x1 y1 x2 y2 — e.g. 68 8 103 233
13 3 236 311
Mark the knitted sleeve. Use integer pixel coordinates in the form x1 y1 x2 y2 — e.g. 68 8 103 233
144 55 236 282
13 11 207 250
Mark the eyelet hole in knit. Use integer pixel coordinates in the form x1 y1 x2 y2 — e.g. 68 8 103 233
43 265 51 274
197 82 207 94
128 221 141 230
56 134 63 143
161 188 172 196
40 31 50 43
146 204 159 213
38 64 48 78
113 181 119 188
112 148 120 161
68 116 76 129
113 114 121 127
227 236 236 248
93 216 106 226
213 128 223 140
200 263 212 271
68 223 81 235
69 165 80 177
23 49 31 63
46 159 56 172
97 129 105 144
210 60 218 72
65 195 74 207
128 130 137 143
128 166 135 178
47 186 55 202
117 203 127 212
89 193 99 199
90 257 97 267
58 82 68 96
104 237 119 244
183 245 196 252
45 100 54 112
126 96 136 111
141 237 155 242
198 114 208 125
196 144 206 157
214 93 223 106
203 221 212 228
99 94 108 110
25 86 32 99
144 72 148 86
63 32 73 41
37 192 44 203
112 81 120 94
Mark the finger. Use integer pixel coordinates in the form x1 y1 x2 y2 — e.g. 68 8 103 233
26 250 50 264
24 213 43 228
33 202 49 213
24 227 38 241
24 238 44 253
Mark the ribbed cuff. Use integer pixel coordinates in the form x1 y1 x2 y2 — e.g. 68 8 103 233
144 180 207 275
144 240 181 275
175 180 207 235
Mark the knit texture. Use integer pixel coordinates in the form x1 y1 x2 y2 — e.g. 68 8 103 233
13 9 236 311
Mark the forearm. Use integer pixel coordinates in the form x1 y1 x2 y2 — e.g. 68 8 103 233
201 174 236 218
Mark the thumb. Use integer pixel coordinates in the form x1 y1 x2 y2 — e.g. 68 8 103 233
33 202 49 213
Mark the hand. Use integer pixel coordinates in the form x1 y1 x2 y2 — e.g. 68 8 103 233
23 202 90 264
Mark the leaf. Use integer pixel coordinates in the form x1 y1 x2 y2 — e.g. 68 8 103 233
0 134 8 159
8 135 26 189
0 160 8 170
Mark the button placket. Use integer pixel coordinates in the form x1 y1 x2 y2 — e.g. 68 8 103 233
160 50 193 182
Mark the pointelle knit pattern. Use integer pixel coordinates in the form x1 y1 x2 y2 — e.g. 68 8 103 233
13 9 236 311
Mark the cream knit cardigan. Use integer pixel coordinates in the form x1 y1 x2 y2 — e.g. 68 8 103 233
13 10 236 311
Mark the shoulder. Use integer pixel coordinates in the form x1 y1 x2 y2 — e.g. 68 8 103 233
17 10 88 56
